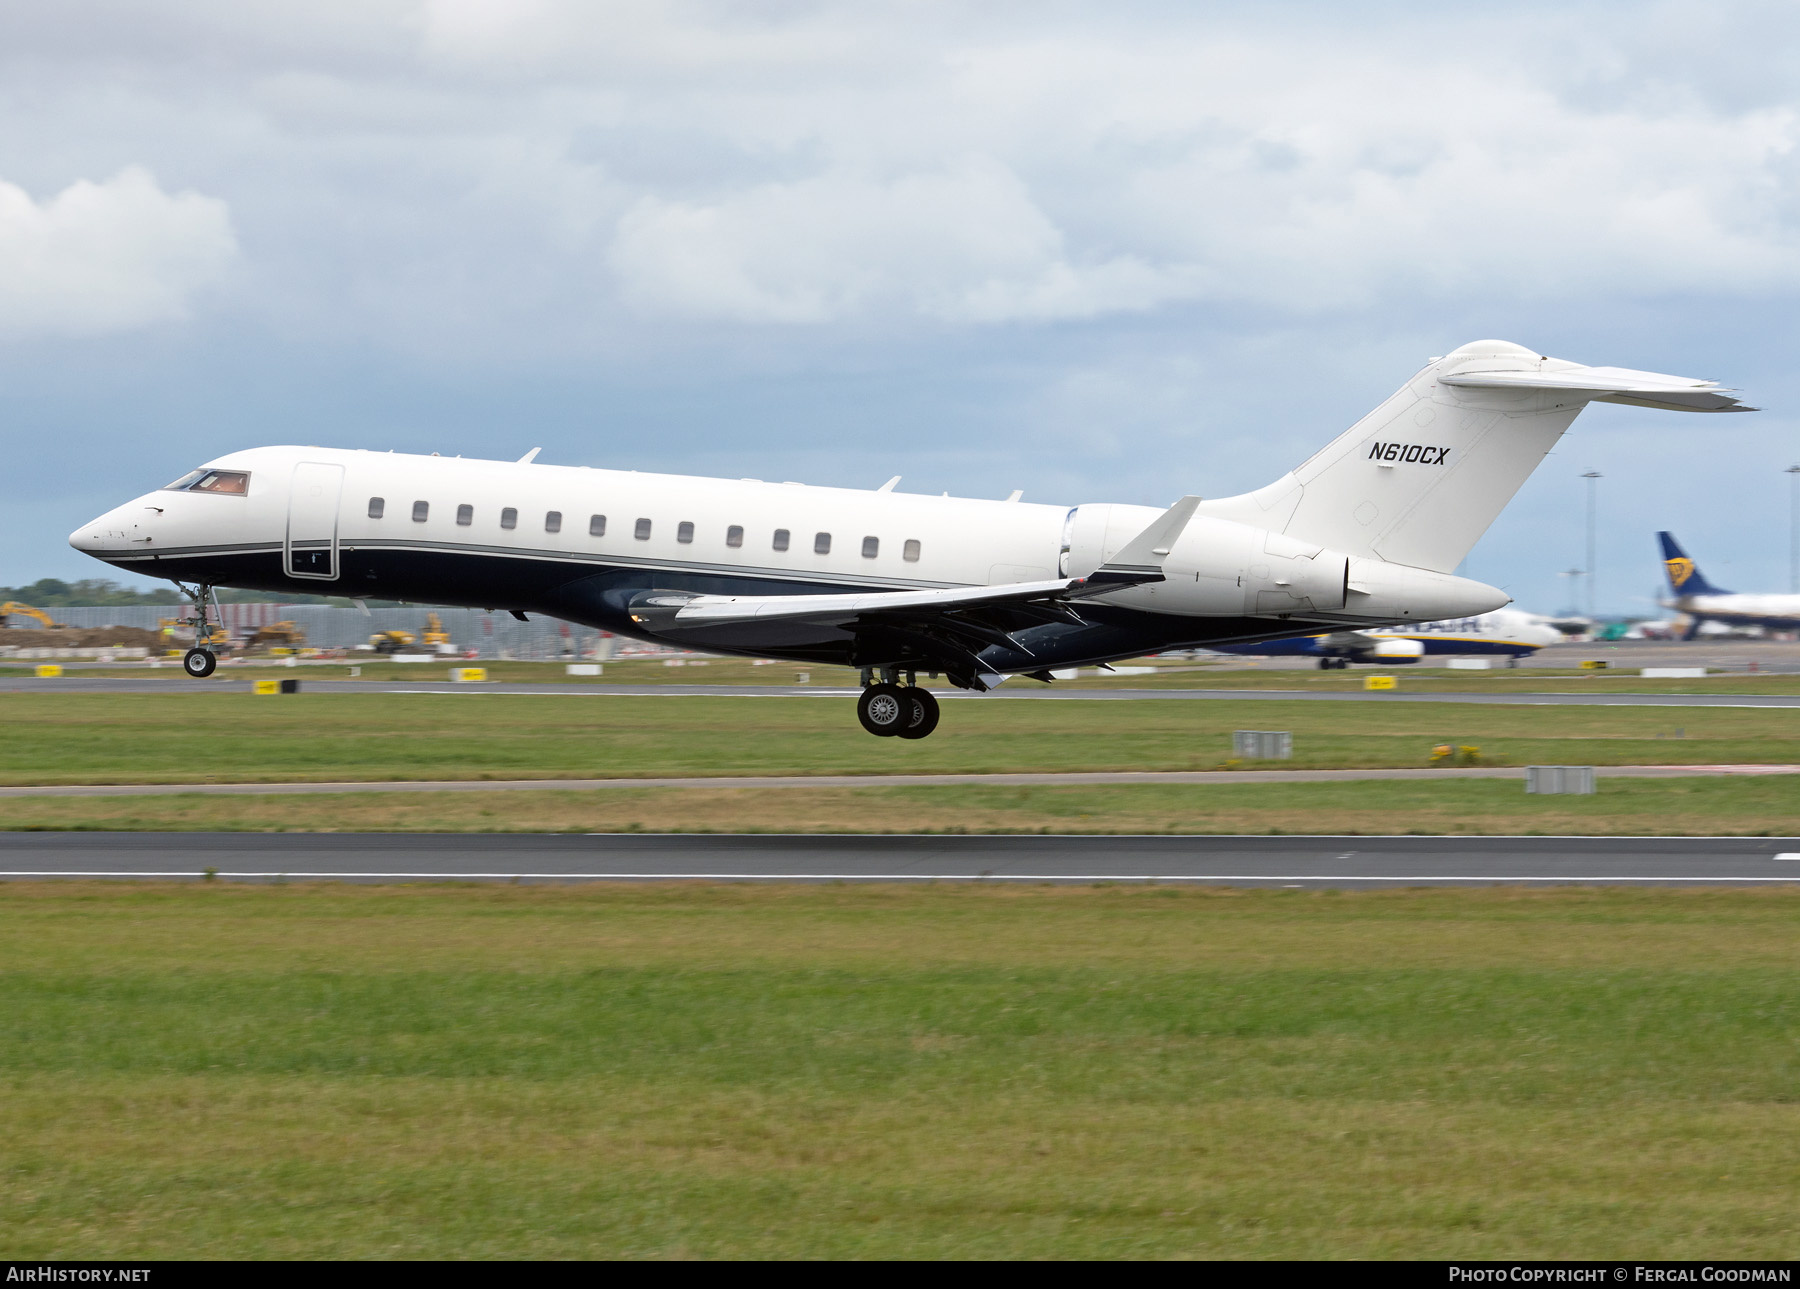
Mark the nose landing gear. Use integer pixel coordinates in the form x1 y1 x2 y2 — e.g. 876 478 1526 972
856 670 941 739
175 582 221 679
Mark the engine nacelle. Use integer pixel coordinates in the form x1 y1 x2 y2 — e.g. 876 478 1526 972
1360 637 1425 662
1063 504 1508 622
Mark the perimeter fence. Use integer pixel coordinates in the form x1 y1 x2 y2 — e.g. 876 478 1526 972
33 604 660 660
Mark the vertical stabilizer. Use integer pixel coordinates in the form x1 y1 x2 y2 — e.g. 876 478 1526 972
1658 531 1729 597
1200 341 1750 574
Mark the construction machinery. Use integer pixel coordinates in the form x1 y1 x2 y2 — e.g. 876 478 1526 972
369 629 416 655
245 620 307 651
159 616 229 648
422 612 450 648
1 602 62 629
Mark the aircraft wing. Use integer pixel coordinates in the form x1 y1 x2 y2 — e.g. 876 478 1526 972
1438 364 1754 412
633 495 1206 632
632 577 1087 631
625 496 1205 686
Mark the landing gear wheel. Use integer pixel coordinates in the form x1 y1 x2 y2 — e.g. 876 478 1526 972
896 688 940 740
183 648 217 678
857 683 909 737
1316 658 1333 670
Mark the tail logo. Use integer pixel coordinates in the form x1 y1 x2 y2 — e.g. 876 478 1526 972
1665 556 1695 588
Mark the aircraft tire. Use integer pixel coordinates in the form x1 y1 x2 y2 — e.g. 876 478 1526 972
183 648 217 678
857 683 909 737
896 688 940 739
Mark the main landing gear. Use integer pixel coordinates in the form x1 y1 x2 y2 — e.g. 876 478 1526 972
1316 657 1350 670
176 582 220 678
856 669 940 739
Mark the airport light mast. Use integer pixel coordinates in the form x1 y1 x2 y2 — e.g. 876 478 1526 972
1581 471 1602 619
1787 464 1800 594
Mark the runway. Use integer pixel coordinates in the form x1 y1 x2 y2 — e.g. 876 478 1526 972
2 762 1797 799
3 832 1797 886
4 674 1800 707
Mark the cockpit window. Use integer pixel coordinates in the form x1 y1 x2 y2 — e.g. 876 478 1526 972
164 469 249 495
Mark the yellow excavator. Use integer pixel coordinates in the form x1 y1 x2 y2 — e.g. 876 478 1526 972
159 616 229 648
244 621 307 651
1 602 62 629
422 612 450 647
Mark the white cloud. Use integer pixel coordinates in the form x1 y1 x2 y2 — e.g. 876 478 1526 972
608 159 1185 323
4 2 1800 343
0 166 237 338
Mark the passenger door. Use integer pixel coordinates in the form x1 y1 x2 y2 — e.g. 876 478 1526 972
286 462 344 580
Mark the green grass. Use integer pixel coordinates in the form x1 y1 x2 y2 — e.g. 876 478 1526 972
2 776 1797 836
1 691 1797 786
2 883 1797 1258
15 654 1800 694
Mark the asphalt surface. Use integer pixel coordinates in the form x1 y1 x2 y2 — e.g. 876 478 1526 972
4 674 1800 707
2 763 1796 799
3 832 1797 885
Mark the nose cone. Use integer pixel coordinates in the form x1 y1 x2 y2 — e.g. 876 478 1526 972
69 517 104 553
69 502 145 562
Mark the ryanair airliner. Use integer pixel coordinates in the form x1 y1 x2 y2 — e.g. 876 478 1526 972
1210 606 1567 667
1659 531 1800 638
70 340 1750 738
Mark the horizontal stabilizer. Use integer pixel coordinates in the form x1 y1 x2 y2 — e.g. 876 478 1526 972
1439 365 1753 412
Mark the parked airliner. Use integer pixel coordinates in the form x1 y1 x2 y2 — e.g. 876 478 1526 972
71 340 1750 737
1210 606 1568 667
1659 531 1800 638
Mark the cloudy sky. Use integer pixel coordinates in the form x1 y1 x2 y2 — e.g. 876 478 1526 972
4 0 1798 613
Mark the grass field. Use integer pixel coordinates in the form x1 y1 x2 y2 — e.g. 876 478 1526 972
1 692 1796 787
4 776 1799 835
2 882 1796 1258
11 654 1800 694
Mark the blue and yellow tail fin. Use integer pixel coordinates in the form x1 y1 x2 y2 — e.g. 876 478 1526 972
1657 531 1728 596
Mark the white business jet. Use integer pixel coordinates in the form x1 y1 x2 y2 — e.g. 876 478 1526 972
70 340 1750 738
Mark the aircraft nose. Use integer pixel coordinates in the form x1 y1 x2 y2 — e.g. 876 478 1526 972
69 503 143 558
69 516 106 553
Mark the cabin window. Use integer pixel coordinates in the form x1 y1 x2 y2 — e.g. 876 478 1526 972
635 518 652 540
500 507 517 530
456 504 473 526
589 514 606 537
368 497 384 519
903 539 921 562
726 525 744 548
814 532 832 555
772 528 790 552
861 536 879 559
677 521 694 544
412 500 429 522
545 511 562 534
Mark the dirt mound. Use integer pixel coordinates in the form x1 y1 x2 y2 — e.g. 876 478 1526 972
0 626 166 648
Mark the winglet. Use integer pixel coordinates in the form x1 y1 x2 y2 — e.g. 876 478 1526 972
518 447 542 464
877 475 900 492
1077 495 1202 589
